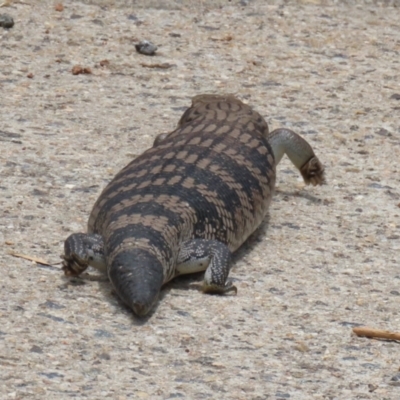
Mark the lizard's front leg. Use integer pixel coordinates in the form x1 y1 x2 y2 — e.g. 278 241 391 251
177 239 237 294
61 233 106 276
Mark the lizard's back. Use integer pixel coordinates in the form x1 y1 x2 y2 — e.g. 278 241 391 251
89 94 276 282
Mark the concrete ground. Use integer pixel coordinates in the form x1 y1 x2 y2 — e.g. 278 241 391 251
1 0 400 398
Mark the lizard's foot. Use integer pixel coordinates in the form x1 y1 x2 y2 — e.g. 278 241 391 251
300 156 326 186
61 253 88 276
202 281 237 295
177 239 236 296
62 233 106 276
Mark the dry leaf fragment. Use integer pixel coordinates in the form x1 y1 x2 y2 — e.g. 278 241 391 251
71 65 92 75
294 341 310 352
210 35 233 42
140 62 175 69
0 0 29 5
99 59 110 67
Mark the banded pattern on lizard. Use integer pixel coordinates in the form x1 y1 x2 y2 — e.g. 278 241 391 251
62 94 325 316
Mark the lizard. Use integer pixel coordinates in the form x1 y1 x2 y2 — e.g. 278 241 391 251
61 94 325 316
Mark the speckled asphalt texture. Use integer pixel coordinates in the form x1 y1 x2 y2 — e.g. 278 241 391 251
1 1 400 399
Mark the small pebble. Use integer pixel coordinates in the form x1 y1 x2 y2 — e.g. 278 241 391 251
135 40 157 56
30 345 43 353
390 373 400 387
391 373 400 382
0 13 14 29
54 3 64 12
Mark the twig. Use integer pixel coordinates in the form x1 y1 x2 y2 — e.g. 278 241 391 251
353 326 400 341
140 62 175 69
8 252 58 266
0 0 28 6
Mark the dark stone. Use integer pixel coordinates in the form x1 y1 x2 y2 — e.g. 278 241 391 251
339 321 363 327
361 363 380 370
368 183 392 189
261 80 282 87
135 40 157 56
198 25 220 31
268 287 284 295
376 128 392 137
98 352 111 360
94 329 114 338
32 189 47 196
30 345 43 353
275 392 290 398
91 19 103 26
37 312 72 324
167 394 185 399
281 222 300 230
40 300 65 309
0 130 21 139
0 14 14 29
39 372 64 379
177 310 190 317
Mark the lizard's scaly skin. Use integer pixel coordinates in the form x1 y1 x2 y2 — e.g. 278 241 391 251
62 94 325 316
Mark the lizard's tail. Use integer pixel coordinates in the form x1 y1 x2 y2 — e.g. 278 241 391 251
268 128 326 186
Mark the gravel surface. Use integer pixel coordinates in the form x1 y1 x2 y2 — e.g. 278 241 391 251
1 1 400 399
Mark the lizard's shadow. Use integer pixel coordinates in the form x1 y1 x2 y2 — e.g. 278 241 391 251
275 188 324 205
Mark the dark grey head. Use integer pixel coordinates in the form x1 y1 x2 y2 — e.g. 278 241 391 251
107 248 164 316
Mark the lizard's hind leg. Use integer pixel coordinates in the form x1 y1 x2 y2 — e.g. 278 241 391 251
268 128 325 186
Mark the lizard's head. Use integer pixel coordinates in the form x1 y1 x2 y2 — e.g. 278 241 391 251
108 248 164 317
